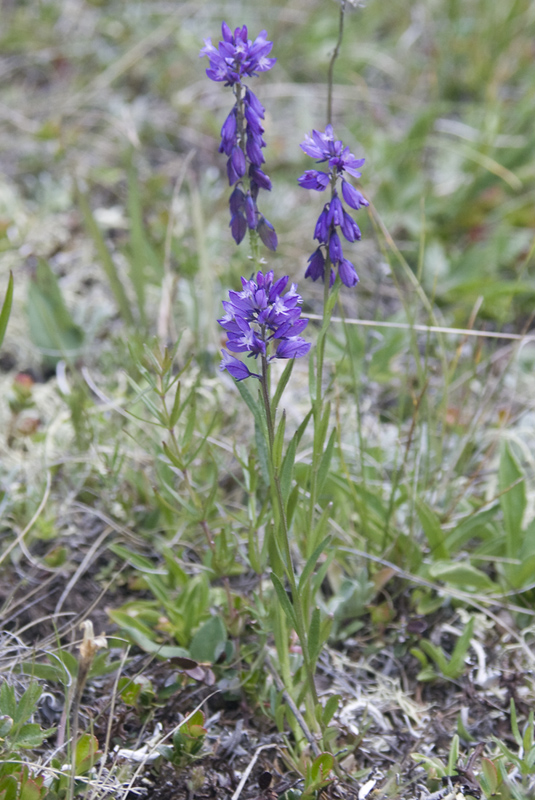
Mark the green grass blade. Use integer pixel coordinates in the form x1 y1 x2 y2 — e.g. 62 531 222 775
0 271 14 348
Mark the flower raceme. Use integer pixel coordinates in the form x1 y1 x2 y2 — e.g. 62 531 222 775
219 271 311 381
200 23 277 251
298 124 369 287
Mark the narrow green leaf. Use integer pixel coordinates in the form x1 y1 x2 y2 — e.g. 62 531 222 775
317 427 336 495
182 392 197 449
447 734 459 775
510 698 522 747
322 695 340 726
298 536 332 594
286 484 300 528
308 345 316 403
0 271 14 348
255 417 270 484
480 758 498 795
168 381 182 428
235 379 262 425
419 640 450 675
270 573 297 629
308 607 321 665
279 431 297 505
448 617 474 678
161 440 184 471
316 403 331 454
272 411 286 471
124 375 165 424
416 500 449 560
311 548 335 597
108 543 160 572
499 442 526 559
270 358 295 418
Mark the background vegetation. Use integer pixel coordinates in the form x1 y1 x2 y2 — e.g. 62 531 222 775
1 1 535 798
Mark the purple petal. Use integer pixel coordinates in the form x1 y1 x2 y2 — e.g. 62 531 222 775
257 216 278 251
340 210 361 243
338 258 359 287
305 248 325 282
297 170 330 191
229 186 245 215
275 338 311 359
341 179 368 210
220 350 258 381
329 231 343 263
313 208 330 243
230 211 247 244
249 166 272 191
245 193 257 229
231 146 246 178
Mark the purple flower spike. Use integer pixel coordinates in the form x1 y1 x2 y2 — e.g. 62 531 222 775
298 124 368 287
200 22 276 87
201 23 277 250
219 271 310 381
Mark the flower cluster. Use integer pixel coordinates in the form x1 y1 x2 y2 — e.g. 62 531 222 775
200 23 277 250
219 271 311 381
298 124 368 287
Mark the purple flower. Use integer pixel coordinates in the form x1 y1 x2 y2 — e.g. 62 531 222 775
305 248 325 282
328 230 343 263
230 211 247 244
220 350 260 381
257 216 278 251
219 271 310 380
298 124 368 287
200 23 276 87
201 23 277 249
338 258 359 287
341 179 368 210
297 170 330 191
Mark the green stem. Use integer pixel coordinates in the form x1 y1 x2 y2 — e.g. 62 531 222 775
260 355 319 713
306 265 332 551
326 0 346 126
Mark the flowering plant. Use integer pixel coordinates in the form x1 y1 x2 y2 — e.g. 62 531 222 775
219 271 310 381
298 124 368 287
202 11 370 752
200 23 277 250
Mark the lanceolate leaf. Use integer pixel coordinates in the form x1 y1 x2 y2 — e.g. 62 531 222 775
499 442 526 559
0 271 14 348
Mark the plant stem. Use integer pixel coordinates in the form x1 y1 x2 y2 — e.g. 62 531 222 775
260 355 319 714
327 0 346 126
